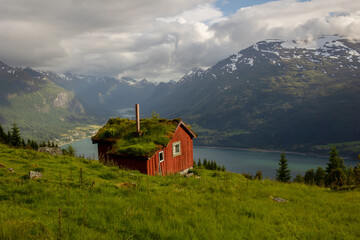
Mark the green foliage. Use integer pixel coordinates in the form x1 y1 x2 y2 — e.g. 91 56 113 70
198 158 225 171
0 123 41 151
326 169 346 188
293 174 304 183
0 78 93 142
0 144 360 239
242 172 253 180
301 149 360 188
304 169 315 185
62 145 76 157
10 122 21 147
93 118 180 157
151 110 160 120
254 170 263 180
315 167 326 187
326 147 346 174
197 158 202 167
276 153 291 182
0 124 7 144
325 147 347 187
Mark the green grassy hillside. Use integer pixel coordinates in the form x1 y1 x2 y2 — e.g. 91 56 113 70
0 144 359 239
0 78 93 142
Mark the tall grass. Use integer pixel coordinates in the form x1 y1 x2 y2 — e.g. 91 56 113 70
0 144 359 239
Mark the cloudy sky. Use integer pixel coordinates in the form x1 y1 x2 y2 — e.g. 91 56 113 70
1 0 360 82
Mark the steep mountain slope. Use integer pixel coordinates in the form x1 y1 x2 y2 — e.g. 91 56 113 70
142 36 360 156
46 73 157 119
0 62 92 141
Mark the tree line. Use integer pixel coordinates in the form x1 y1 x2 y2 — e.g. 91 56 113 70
276 147 360 189
0 122 59 151
194 158 226 172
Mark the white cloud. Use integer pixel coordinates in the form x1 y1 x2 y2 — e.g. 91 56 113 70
0 0 360 82
212 0 360 52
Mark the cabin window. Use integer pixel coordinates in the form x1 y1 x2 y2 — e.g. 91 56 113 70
172 141 181 157
159 151 164 162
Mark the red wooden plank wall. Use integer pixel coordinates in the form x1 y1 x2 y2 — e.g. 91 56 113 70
97 124 194 176
147 125 194 176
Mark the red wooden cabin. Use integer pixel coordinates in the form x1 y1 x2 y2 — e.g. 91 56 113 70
92 112 197 175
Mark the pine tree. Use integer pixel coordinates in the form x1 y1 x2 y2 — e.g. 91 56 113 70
30 140 39 150
203 158 208 169
7 130 11 144
326 147 346 174
10 122 21 147
325 147 346 187
197 158 202 167
276 153 291 182
0 124 6 143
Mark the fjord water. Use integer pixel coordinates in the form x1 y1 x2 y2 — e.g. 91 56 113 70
67 138 358 178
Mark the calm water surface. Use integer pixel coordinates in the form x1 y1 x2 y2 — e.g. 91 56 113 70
67 138 358 178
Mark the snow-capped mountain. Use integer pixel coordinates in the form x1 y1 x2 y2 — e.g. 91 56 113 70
142 35 360 157
0 61 90 141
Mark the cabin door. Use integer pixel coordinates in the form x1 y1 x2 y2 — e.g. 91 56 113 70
158 151 164 175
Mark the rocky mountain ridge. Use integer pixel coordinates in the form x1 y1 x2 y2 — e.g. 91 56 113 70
1 35 359 157
141 35 360 157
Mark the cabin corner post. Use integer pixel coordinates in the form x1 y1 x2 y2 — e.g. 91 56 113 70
135 104 140 133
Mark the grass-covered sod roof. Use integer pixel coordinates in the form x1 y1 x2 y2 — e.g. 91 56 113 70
92 118 182 158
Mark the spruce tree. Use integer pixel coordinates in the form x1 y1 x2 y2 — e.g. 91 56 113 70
7 130 11 144
203 158 208 169
276 153 291 182
325 147 346 187
0 124 6 143
197 158 202 167
10 122 21 147
326 147 346 174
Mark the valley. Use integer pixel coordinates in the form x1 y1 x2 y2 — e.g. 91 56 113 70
1 35 360 159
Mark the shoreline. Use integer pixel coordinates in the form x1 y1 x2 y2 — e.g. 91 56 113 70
64 137 353 161
194 145 338 159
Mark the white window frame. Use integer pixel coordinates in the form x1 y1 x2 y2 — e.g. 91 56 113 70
172 141 181 157
159 151 164 162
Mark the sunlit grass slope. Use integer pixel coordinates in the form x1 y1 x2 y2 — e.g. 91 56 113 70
0 79 92 142
0 144 359 239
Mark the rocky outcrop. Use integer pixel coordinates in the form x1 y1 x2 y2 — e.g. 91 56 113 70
53 92 70 108
29 171 42 179
38 147 63 156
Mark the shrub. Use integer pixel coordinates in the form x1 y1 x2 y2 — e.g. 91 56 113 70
326 169 346 188
293 174 304 183
304 169 315 185
242 173 253 180
315 167 326 186
254 170 263 180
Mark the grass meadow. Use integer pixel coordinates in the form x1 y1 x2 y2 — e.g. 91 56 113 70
0 143 359 239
